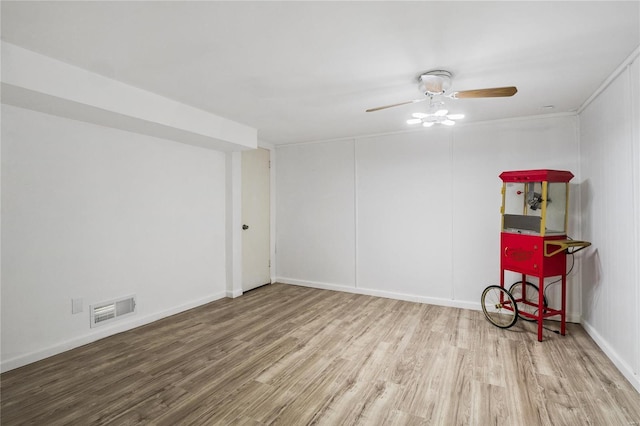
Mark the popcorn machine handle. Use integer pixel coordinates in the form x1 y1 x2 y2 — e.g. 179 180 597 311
543 239 591 257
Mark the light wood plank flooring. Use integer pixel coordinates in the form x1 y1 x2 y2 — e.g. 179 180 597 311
2 283 639 425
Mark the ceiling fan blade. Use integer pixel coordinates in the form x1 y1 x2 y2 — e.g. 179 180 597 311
366 98 425 112
452 86 518 99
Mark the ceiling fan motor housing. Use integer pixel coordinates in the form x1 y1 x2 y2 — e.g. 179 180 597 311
418 70 452 95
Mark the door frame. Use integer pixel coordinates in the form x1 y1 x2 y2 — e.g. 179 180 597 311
225 142 276 298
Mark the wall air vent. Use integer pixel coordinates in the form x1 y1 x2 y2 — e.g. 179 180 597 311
90 295 136 328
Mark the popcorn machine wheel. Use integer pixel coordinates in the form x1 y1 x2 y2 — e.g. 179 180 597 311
480 169 591 342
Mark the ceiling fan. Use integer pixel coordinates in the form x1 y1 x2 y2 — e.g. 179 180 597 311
366 70 517 113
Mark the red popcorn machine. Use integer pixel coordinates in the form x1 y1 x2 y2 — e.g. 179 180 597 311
481 169 591 341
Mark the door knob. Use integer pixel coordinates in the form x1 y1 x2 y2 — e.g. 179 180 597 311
242 224 249 230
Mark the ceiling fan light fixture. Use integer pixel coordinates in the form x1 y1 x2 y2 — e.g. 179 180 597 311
418 70 452 95
407 107 464 128
447 113 465 120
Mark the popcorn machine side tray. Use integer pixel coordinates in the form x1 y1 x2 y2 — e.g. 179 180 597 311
543 240 591 257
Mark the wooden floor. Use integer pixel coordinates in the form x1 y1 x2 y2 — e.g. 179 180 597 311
2 283 639 425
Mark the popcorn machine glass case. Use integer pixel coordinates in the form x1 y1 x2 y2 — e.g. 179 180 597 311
501 172 568 237
481 169 590 341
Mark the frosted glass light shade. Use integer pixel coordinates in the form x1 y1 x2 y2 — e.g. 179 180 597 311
407 106 464 128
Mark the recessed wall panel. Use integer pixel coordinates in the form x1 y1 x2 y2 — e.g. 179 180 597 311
356 130 452 298
276 140 356 286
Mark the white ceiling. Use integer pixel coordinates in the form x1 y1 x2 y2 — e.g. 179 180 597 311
2 1 639 145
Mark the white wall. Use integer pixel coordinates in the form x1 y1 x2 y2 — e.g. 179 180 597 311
1 105 227 371
276 140 356 287
579 53 640 392
356 129 453 301
276 115 581 315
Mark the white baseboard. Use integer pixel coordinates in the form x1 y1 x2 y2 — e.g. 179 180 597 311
276 277 582 322
226 289 243 298
581 319 640 393
277 277 482 312
0 291 226 373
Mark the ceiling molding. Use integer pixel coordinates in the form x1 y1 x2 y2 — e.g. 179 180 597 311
276 112 579 148
578 45 640 115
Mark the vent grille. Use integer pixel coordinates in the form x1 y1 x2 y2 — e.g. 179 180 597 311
90 296 136 328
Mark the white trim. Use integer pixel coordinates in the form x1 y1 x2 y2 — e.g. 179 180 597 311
573 114 583 322
578 45 640 114
353 138 359 289
251 140 277 284
277 276 483 312
276 112 578 148
582 319 640 393
449 129 456 301
629 57 640 380
276 277 581 323
0 291 226 373
258 140 276 150
226 289 243 298
415 111 577 131
225 151 243 297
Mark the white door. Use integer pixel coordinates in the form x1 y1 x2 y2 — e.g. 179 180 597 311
241 148 271 291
